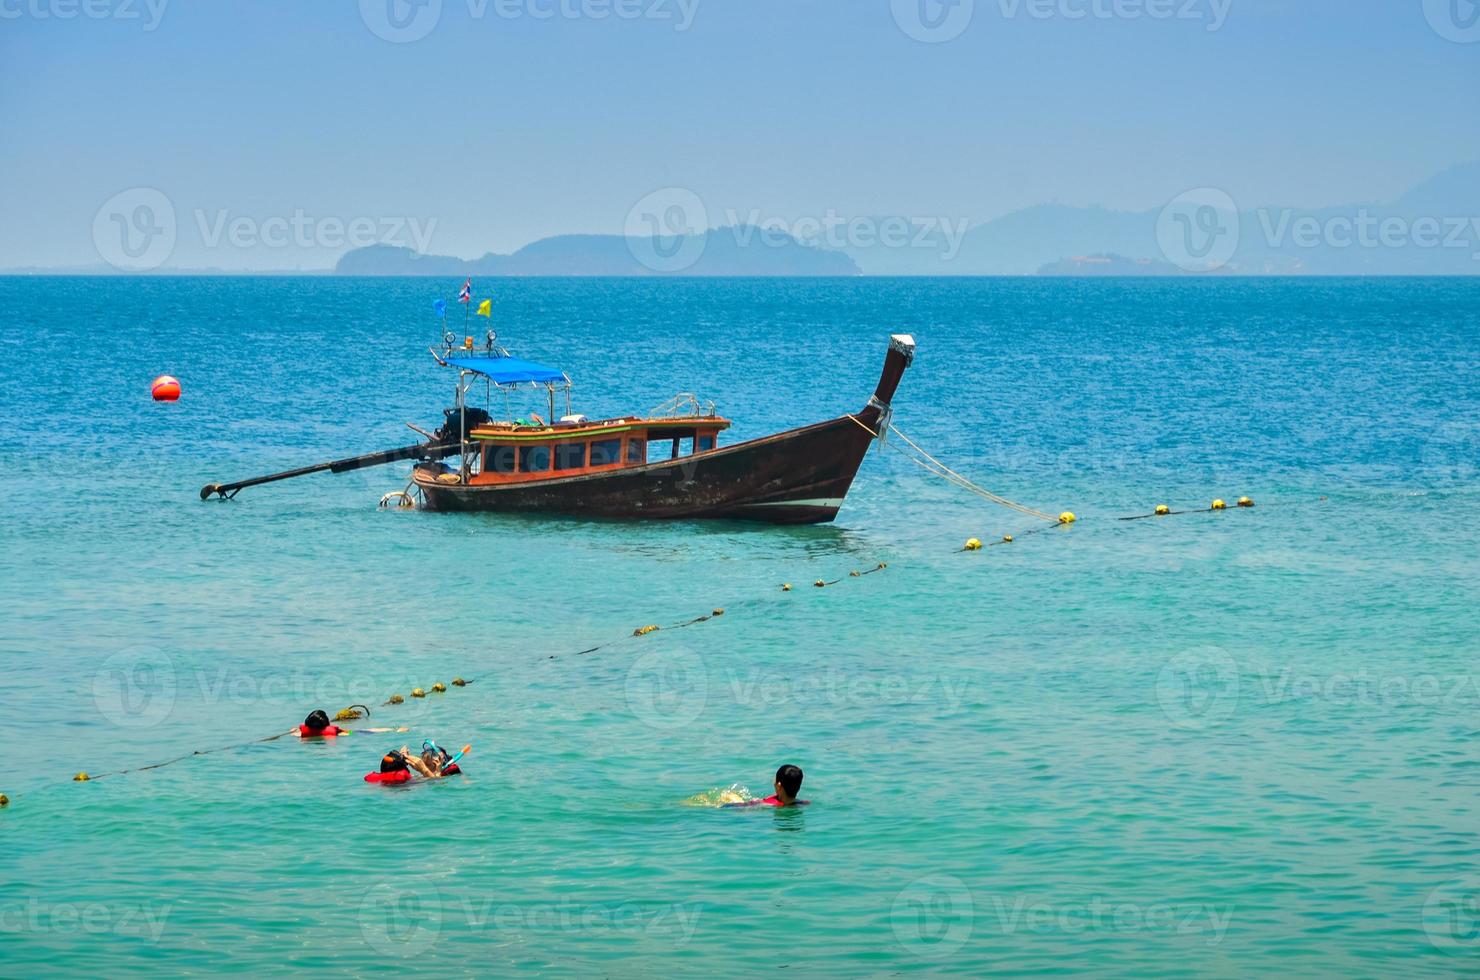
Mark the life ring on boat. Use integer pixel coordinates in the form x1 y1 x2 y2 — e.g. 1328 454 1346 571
443 331 456 347
378 491 416 509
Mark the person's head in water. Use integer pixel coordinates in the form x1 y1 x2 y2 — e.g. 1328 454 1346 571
773 764 804 804
304 709 332 734
380 750 409 774
421 742 449 772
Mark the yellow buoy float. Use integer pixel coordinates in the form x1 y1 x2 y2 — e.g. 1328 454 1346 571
1155 505 1171 516
964 538 983 551
1211 499 1227 510
431 682 447 693
452 678 467 687
73 772 90 782
1238 496 1254 508
1002 535 1013 543
1058 512 1076 525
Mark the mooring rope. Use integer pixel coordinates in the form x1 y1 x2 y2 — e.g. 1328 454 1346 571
847 415 1058 522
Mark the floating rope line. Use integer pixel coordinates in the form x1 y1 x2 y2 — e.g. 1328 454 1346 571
70 682 475 783
847 415 1058 523
61 560 893 786
549 563 889 662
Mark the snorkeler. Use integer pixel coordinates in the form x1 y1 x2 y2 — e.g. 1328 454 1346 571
724 765 809 808
408 740 464 778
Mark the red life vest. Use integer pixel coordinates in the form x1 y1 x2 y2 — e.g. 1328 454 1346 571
299 725 342 737
761 796 809 807
364 770 413 784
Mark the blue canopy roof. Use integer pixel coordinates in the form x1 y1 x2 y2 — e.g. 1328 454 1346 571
445 355 567 386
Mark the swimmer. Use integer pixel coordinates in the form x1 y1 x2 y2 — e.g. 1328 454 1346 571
400 741 465 778
294 708 409 739
295 709 342 738
724 764 808 808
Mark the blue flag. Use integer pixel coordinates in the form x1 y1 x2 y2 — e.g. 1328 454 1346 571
433 298 447 318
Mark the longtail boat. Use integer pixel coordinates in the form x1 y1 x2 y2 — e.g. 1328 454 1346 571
203 331 915 525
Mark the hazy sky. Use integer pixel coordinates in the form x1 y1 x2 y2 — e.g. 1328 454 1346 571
2 0 1477 269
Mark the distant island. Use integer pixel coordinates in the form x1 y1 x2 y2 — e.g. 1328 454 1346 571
336 228 860 276
874 162 1480 276
1036 254 1186 276
8 164 1476 277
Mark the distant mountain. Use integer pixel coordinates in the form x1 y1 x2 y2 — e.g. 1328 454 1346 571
846 162 1480 276
335 227 860 276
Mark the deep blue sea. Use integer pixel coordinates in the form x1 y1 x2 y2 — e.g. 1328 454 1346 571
2 276 1478 977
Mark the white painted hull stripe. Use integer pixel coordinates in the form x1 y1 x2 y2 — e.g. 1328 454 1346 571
741 498 845 509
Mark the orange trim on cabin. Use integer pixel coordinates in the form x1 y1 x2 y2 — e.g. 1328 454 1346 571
467 419 730 486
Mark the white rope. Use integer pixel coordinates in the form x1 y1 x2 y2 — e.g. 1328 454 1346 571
847 415 1058 523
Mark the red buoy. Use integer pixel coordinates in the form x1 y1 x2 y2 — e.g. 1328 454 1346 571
151 375 181 402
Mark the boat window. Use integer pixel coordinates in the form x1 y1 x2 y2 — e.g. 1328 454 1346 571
554 442 586 471
519 444 551 473
486 445 517 475
589 438 622 467
697 435 715 452
626 438 645 464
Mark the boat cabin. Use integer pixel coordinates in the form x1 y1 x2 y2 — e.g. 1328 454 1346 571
464 417 731 485
432 337 731 485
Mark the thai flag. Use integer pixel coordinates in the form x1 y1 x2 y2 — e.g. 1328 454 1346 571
458 279 471 304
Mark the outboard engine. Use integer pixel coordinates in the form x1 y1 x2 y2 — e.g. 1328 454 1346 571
437 406 491 442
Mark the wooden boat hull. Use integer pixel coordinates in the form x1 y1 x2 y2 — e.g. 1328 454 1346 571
413 334 915 524
414 410 880 524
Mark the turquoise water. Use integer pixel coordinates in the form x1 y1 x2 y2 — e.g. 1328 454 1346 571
2 276 1479 976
